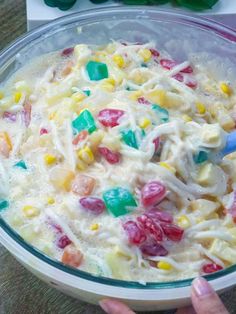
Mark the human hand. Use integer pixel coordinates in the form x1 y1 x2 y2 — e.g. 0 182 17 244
99 277 229 314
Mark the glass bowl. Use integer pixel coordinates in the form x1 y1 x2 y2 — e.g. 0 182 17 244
1 7 236 311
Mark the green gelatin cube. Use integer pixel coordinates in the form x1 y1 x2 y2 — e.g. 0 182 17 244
152 104 169 123
83 90 91 96
72 109 97 134
121 129 138 149
14 160 27 169
176 0 218 11
103 187 137 217
193 151 208 164
0 199 9 211
86 61 108 81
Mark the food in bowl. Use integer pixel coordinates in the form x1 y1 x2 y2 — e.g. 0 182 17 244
0 40 236 283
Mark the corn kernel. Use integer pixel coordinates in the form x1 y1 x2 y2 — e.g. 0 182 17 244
14 91 22 103
159 162 176 174
112 55 125 68
90 223 99 231
196 102 206 114
44 154 57 165
128 90 142 101
0 91 4 100
220 83 232 96
182 114 192 122
105 78 116 86
158 261 173 271
139 48 152 62
139 118 151 129
47 197 55 205
78 146 94 164
22 205 40 218
177 215 191 229
71 92 86 103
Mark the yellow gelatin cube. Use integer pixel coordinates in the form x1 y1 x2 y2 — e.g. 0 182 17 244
177 215 191 229
128 90 142 101
78 146 94 164
146 90 167 107
196 102 206 114
50 167 75 191
158 261 173 271
90 223 99 231
71 92 86 103
159 162 176 174
196 163 216 186
0 91 4 99
112 55 125 68
139 118 151 129
100 83 115 93
22 205 40 218
139 48 152 62
44 154 57 165
220 83 232 96
182 114 192 122
47 197 55 205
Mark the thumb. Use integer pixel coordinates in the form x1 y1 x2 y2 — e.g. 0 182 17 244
191 277 229 314
99 298 135 314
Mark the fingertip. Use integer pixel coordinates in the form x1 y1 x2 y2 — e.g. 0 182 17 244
192 276 213 297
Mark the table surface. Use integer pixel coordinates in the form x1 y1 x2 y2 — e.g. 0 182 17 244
0 1 236 313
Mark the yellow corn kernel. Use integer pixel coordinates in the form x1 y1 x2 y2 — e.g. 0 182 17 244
0 91 4 100
105 78 116 86
177 215 191 229
128 90 142 101
22 205 40 218
196 102 206 114
71 92 86 103
44 154 57 165
90 223 99 231
220 83 232 96
49 112 56 120
182 114 192 122
14 91 22 103
78 146 94 164
159 162 176 174
139 118 151 129
158 261 173 271
139 48 152 62
47 197 55 205
112 54 125 68
76 158 87 171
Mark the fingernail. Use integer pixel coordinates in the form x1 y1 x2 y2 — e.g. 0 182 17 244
99 300 111 313
192 277 214 297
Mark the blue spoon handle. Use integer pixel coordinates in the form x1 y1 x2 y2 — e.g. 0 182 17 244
221 130 236 156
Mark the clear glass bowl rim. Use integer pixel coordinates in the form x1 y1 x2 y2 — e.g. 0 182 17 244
1 6 236 290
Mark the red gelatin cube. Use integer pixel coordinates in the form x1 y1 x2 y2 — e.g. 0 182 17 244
161 223 184 242
172 73 184 82
160 59 177 70
40 128 48 135
141 181 166 207
140 240 168 257
137 215 163 242
79 197 105 215
123 220 146 245
57 235 72 249
98 147 120 164
150 48 160 58
98 109 125 127
202 263 223 274
61 47 74 57
145 208 173 224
